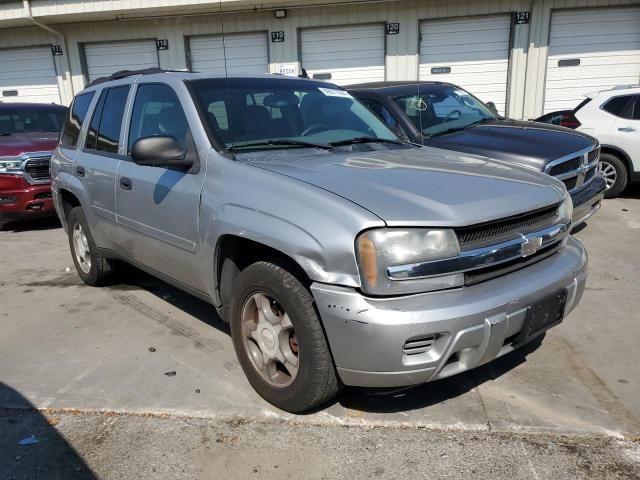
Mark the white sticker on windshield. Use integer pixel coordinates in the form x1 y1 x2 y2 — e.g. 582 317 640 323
318 87 353 98
453 89 468 96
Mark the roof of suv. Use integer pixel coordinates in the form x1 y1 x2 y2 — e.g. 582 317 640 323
0 102 65 110
84 68 334 91
587 84 640 98
345 81 457 97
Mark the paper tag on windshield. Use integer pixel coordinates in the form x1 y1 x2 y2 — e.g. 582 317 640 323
318 87 353 98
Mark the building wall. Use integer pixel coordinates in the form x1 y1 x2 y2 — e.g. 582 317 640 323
0 0 638 118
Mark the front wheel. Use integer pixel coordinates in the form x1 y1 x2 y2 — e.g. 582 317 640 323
599 153 628 199
67 206 117 286
229 261 340 413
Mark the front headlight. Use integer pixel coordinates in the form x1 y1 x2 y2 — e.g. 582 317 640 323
557 195 573 225
356 228 463 295
0 159 22 174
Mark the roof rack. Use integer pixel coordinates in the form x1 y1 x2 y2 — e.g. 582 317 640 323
85 68 192 88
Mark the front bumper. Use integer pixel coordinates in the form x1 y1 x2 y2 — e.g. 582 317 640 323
0 174 54 222
570 174 606 226
312 236 587 388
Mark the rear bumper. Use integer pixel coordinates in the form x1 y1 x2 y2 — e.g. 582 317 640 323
570 175 606 226
312 236 587 388
0 175 54 222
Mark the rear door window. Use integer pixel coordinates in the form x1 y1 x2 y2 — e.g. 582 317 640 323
602 95 634 119
632 95 640 120
85 86 130 154
61 92 95 147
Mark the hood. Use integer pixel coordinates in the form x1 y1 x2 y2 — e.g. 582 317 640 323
0 131 59 157
243 146 566 227
426 120 595 171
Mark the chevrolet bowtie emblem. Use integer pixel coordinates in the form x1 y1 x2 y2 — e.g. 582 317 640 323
521 236 543 257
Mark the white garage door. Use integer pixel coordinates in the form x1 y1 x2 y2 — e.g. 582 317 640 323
84 40 159 82
188 32 269 76
0 46 60 104
419 15 512 115
301 24 385 86
544 7 640 113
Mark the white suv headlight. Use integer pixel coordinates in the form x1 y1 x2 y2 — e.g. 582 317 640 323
356 228 463 295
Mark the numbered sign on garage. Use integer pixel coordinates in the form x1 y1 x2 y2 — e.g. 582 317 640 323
419 15 512 115
300 24 385 85
188 32 269 76
0 46 61 104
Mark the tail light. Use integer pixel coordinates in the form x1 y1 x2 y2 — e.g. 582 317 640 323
560 113 581 129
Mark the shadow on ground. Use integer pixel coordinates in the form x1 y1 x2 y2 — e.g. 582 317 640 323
107 264 545 415
0 216 61 232
0 382 96 479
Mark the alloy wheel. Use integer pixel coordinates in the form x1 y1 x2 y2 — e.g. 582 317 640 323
241 292 299 388
599 160 617 190
72 223 92 274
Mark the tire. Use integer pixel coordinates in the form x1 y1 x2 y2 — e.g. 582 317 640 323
599 153 628 199
229 261 340 413
67 206 116 286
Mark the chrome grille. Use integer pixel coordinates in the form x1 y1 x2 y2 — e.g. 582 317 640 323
548 156 581 176
24 157 51 181
546 146 600 193
562 177 578 190
584 167 596 183
455 205 559 250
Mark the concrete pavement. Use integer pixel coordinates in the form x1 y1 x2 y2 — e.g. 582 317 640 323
1 189 640 478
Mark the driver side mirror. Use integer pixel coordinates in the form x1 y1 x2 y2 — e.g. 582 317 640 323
131 136 193 170
485 101 499 116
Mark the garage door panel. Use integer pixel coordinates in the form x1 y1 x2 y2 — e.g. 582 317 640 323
419 14 511 115
544 7 640 112
301 24 385 86
0 46 61 104
84 40 159 82
189 33 268 76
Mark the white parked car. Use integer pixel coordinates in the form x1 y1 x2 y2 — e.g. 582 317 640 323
537 85 640 198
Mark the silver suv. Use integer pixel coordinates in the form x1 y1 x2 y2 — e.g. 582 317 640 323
51 71 587 413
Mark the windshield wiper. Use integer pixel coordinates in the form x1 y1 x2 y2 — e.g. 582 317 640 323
428 118 495 137
228 139 332 151
0 132 11 136
330 136 404 147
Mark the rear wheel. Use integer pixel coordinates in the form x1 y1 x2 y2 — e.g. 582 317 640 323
599 153 628 199
67 206 116 286
229 261 340 413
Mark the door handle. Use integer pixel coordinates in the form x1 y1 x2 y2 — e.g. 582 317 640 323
75 166 85 177
119 177 132 190
618 127 635 132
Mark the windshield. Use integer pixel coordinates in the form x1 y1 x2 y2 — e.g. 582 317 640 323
0 107 66 134
393 85 495 137
188 78 399 151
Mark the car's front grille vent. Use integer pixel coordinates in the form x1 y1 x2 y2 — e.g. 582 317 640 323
584 167 596 183
548 156 581 176
455 205 559 251
403 335 436 355
464 242 562 286
588 147 600 164
562 177 578 190
24 157 51 181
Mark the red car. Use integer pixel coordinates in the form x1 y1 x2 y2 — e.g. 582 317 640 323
0 103 67 227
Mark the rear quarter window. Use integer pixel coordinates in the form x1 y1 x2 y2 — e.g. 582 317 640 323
61 92 95 147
